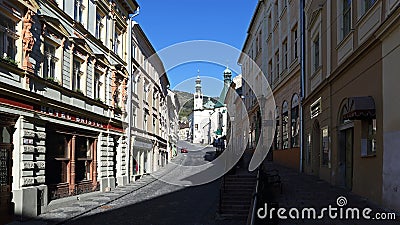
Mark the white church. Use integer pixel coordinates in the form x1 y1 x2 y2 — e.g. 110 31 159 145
189 68 232 144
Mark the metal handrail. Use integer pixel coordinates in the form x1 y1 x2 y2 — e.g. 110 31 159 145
218 174 225 214
247 168 260 225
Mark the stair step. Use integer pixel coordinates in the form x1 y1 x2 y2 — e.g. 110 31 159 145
222 188 254 194
221 204 251 209
218 213 248 220
220 209 250 214
221 196 252 201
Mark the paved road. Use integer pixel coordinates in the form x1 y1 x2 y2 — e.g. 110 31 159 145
62 141 233 225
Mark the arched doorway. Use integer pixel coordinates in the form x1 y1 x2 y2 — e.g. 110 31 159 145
311 120 320 176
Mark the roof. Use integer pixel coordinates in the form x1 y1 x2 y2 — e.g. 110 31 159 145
238 0 265 63
204 98 215 109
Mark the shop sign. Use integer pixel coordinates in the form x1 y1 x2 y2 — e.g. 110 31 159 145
39 106 105 129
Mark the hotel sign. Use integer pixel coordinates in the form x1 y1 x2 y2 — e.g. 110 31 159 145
39 106 105 128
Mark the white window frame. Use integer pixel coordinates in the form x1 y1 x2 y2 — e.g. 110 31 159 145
72 59 83 91
43 43 58 79
74 0 84 23
0 15 17 60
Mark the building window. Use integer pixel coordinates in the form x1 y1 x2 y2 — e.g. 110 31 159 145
275 51 280 79
74 0 84 23
291 95 300 148
46 133 70 185
43 43 58 79
282 101 289 149
143 112 148 129
343 0 352 38
93 72 101 100
274 1 278 24
257 30 262 53
46 131 97 200
132 107 137 127
132 44 136 59
362 0 376 14
143 83 149 104
114 30 121 55
361 119 376 156
0 15 16 60
321 127 329 166
313 35 320 72
152 90 157 108
75 136 94 182
283 40 288 70
267 14 272 34
132 76 137 95
268 59 273 84
72 60 82 91
274 107 280 150
292 25 298 60
153 117 156 133
95 13 104 40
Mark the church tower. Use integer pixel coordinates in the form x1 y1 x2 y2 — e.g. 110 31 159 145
217 67 232 105
194 71 203 111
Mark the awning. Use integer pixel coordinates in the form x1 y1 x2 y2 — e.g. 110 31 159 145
343 96 376 120
133 138 153 150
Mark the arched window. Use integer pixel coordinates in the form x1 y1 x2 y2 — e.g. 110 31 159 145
291 94 300 147
274 107 280 150
282 101 289 149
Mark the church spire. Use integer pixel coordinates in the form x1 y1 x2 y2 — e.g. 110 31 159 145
194 70 203 110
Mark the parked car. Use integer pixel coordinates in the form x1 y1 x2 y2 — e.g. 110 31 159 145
181 148 188 153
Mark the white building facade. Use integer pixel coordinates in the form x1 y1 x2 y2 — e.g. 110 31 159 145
189 69 231 144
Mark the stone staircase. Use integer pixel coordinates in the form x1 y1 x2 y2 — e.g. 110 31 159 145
219 174 257 221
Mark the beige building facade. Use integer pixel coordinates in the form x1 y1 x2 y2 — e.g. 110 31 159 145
239 0 301 170
303 0 400 211
128 22 172 180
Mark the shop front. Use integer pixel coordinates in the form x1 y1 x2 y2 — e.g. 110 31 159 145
45 124 99 200
131 137 153 179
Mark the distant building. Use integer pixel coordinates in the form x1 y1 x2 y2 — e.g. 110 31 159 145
189 69 232 144
178 121 190 141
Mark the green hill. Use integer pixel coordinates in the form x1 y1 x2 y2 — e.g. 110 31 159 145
173 90 220 120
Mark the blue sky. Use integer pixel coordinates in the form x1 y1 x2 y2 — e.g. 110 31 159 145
135 0 257 97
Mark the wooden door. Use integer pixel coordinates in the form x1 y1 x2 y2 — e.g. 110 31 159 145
0 125 14 224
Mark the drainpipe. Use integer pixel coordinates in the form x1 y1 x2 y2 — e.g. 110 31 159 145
299 0 305 173
126 7 140 183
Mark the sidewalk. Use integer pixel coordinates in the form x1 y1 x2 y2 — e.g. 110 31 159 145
8 174 161 225
258 162 399 225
